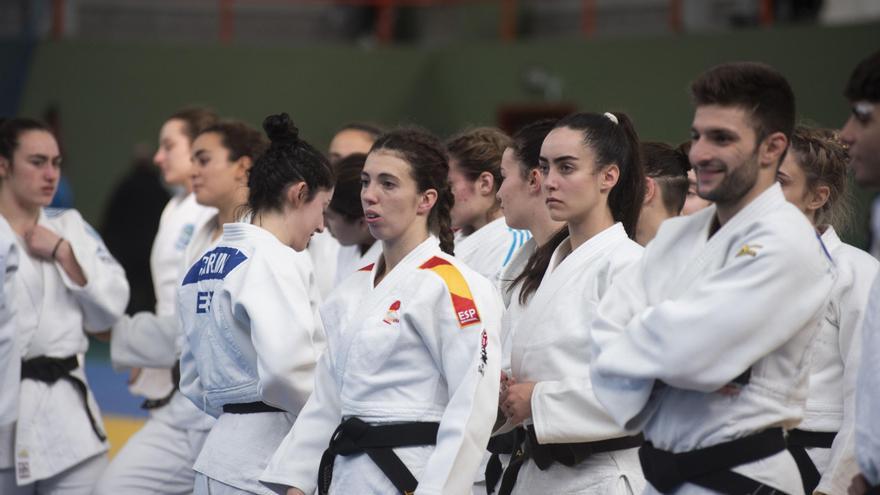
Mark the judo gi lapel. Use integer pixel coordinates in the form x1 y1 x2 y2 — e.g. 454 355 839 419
511 223 628 371
455 217 505 261
668 184 788 298
11 211 55 355
336 237 440 375
499 237 535 308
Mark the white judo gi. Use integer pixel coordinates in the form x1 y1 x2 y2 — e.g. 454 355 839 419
504 223 645 495
497 236 536 374
129 192 215 406
308 229 341 299
260 236 502 495
333 241 381 289
97 215 219 495
179 222 324 495
455 217 532 282
796 227 878 494
856 273 880 487
590 184 834 495
0 208 129 492
0 217 18 428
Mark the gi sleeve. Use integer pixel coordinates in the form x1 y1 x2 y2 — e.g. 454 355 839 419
179 317 217 417
593 226 833 428
411 272 502 495
109 312 179 370
56 210 130 332
589 254 658 431
260 338 342 494
532 252 643 443
856 275 880 486
0 239 18 427
817 256 879 495
231 252 324 414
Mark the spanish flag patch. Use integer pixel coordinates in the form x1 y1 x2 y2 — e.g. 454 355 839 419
419 256 482 328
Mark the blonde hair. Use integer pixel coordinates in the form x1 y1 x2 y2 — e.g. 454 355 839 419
789 125 853 232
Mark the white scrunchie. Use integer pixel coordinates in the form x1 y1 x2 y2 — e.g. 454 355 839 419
603 112 619 125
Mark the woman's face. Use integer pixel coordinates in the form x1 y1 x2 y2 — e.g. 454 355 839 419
680 169 712 215
154 119 193 187
324 208 370 246
497 148 532 230
0 130 61 209
540 127 606 224
190 132 248 209
289 187 333 251
447 158 484 230
360 150 428 243
777 151 824 224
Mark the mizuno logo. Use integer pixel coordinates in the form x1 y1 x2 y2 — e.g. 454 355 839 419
736 243 762 257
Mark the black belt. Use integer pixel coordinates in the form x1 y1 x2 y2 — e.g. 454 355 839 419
140 361 181 410
495 426 644 495
639 427 788 495
869 483 880 495
787 429 837 494
20 356 106 442
222 401 284 414
485 428 523 494
318 417 439 495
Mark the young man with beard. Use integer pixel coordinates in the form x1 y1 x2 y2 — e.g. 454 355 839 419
589 62 835 494
842 50 880 495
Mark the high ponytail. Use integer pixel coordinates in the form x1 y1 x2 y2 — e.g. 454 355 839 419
553 111 645 239
370 127 454 255
247 112 334 217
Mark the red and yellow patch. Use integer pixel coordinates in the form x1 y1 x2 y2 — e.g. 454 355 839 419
383 300 401 325
419 256 481 328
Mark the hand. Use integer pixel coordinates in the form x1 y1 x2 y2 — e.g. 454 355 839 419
91 330 112 342
286 488 306 495
716 383 743 397
500 371 510 396
502 381 536 425
848 474 870 495
23 225 63 261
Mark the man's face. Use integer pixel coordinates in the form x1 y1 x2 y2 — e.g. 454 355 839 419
688 105 761 206
840 100 880 189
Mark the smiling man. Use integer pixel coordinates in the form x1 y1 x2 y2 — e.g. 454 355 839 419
589 62 835 495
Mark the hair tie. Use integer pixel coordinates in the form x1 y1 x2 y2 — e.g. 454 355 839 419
603 112 619 125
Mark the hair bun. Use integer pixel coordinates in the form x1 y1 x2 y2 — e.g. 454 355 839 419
263 113 300 146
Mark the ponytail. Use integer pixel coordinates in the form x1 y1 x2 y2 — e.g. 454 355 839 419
435 184 455 255
553 111 645 239
512 226 568 305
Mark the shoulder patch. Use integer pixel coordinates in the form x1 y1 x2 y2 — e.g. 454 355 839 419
175 223 196 251
182 246 248 285
419 256 481 328
502 229 532 267
359 263 375 272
